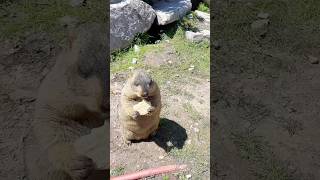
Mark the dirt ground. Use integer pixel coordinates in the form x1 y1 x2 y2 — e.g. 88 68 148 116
0 33 58 179
110 67 210 179
212 0 320 179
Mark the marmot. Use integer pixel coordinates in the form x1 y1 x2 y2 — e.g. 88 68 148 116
25 23 108 180
119 69 161 144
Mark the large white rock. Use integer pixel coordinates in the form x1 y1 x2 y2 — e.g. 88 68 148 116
152 0 192 25
110 0 156 52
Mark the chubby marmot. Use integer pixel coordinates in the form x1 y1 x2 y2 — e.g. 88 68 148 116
25 23 108 180
119 69 161 144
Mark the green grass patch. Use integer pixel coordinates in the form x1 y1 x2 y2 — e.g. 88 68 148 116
110 166 125 176
197 2 209 13
0 0 106 41
182 103 203 122
111 25 210 86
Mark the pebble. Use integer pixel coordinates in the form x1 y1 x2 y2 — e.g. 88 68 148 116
307 55 319 64
213 40 221 50
128 66 134 70
194 127 199 133
132 58 138 64
257 12 270 19
186 174 192 179
155 40 161 44
159 155 164 159
168 60 172 64
186 139 192 145
134 45 140 53
251 19 270 30
188 67 194 71
165 40 170 43
166 141 173 147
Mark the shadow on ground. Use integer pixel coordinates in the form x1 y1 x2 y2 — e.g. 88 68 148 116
152 118 188 152
129 118 187 152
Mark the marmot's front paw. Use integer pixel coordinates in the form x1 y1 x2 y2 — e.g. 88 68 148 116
67 155 95 180
131 111 140 120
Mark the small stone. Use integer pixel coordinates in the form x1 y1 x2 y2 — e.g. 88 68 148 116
175 74 180 77
132 58 138 64
251 19 270 30
155 40 161 44
257 12 270 19
168 60 172 64
186 174 192 179
194 127 199 133
159 155 164 159
70 0 85 7
134 45 140 53
213 40 221 50
166 141 173 147
128 66 134 70
186 139 191 145
165 40 170 43
166 81 171 84
190 65 195 68
307 55 319 64
188 67 194 71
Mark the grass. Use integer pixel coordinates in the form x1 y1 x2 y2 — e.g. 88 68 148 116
197 2 209 13
110 166 125 176
182 103 203 122
0 0 106 41
110 25 210 86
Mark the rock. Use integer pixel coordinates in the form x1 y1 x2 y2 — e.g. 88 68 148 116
110 0 156 52
155 40 161 44
307 55 319 64
251 19 269 30
185 30 210 43
128 66 134 70
134 45 140 53
194 10 210 23
152 0 192 25
59 16 79 28
70 0 85 7
257 12 270 19
186 174 192 179
132 58 138 64
212 40 221 50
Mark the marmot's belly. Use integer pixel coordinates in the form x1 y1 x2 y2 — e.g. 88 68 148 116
126 115 159 132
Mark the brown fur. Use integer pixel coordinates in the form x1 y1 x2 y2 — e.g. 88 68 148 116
25 23 108 180
119 70 161 144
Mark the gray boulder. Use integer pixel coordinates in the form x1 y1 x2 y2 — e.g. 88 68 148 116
110 0 156 52
152 0 192 25
185 30 210 43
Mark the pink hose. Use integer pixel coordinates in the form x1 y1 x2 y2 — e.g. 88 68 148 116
110 164 187 180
